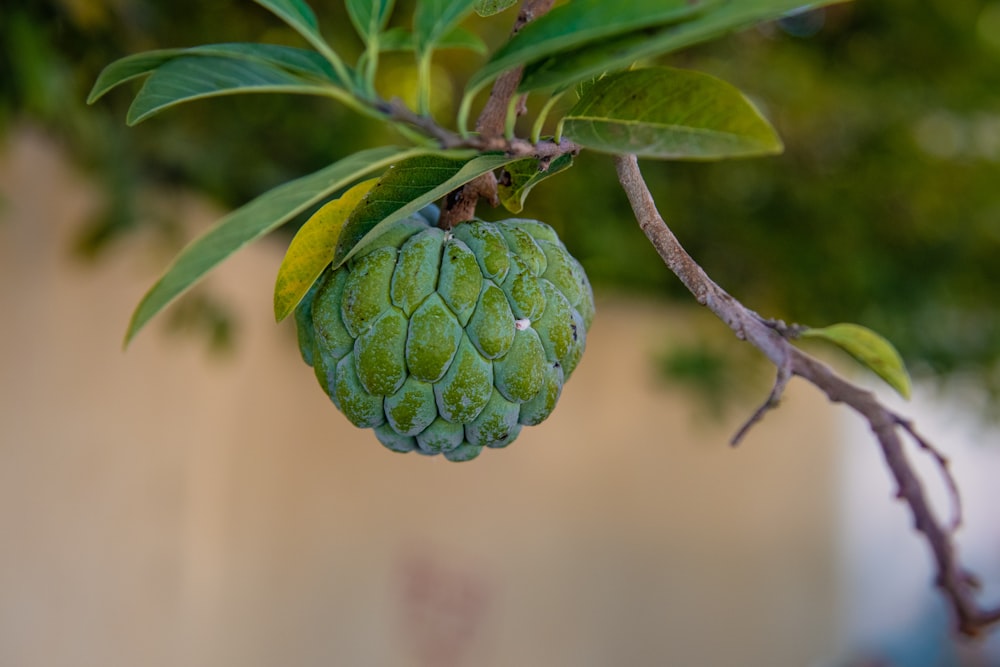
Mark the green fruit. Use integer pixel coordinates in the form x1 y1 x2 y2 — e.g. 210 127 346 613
295 214 594 461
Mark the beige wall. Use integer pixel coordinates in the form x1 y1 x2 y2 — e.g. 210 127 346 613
0 128 840 667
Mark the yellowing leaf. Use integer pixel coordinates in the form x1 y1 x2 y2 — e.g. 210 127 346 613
801 323 913 399
124 146 426 347
333 152 518 267
273 179 378 321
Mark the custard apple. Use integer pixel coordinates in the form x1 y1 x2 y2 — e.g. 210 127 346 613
294 209 594 462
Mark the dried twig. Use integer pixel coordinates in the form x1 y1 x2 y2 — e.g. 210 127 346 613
614 153 1000 637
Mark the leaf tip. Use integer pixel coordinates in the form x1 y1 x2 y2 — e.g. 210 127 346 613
273 294 292 323
122 314 142 351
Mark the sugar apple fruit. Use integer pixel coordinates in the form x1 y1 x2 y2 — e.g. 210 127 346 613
294 208 594 462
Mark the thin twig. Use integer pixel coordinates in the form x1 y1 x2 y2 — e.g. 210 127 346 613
897 417 964 532
731 364 792 446
377 98 582 158
613 153 1000 637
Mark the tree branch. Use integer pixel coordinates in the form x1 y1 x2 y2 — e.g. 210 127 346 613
437 0 557 229
378 98 580 159
614 153 1000 637
475 0 555 138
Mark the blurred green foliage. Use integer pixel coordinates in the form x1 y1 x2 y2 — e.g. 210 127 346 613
3 0 999 394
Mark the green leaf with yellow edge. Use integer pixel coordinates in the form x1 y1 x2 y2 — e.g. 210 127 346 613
124 145 430 347
561 67 782 160
273 178 378 321
333 151 519 267
497 153 574 213
800 323 913 399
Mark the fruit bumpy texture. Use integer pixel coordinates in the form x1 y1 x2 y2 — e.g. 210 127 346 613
295 209 594 462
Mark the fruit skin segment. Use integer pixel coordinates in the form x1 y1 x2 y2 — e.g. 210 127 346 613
295 211 595 461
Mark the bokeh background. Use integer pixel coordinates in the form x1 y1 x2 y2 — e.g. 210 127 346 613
2 1 1000 665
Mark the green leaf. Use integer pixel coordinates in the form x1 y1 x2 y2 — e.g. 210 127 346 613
124 55 347 125
253 0 321 42
88 49 185 103
413 0 478 53
519 0 851 92
88 43 343 104
253 0 353 85
560 67 782 159
273 179 378 321
467 0 714 94
413 0 478 114
346 0 395 43
125 146 430 346
497 153 574 213
436 26 488 54
377 27 416 51
334 152 519 267
378 25 486 53
474 0 518 17
801 323 913 399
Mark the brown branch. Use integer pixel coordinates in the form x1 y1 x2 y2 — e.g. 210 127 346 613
614 153 1000 637
380 99 580 156
376 97 579 230
475 0 555 138
437 0 557 229
731 364 792 446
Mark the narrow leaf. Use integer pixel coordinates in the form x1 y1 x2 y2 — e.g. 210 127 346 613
346 0 395 43
413 0 478 52
561 67 782 160
474 0 518 17
88 49 185 103
497 153 574 213
273 179 378 321
125 146 429 346
89 43 344 105
467 0 715 94
801 323 913 399
334 152 519 267
125 55 344 125
520 0 851 92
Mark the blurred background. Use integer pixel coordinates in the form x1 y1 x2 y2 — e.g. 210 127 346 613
2 0 1000 665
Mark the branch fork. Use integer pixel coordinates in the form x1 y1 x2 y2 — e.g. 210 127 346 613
394 0 1000 635
614 152 1000 637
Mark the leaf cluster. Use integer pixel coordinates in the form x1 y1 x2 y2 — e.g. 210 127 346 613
83 0 937 396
